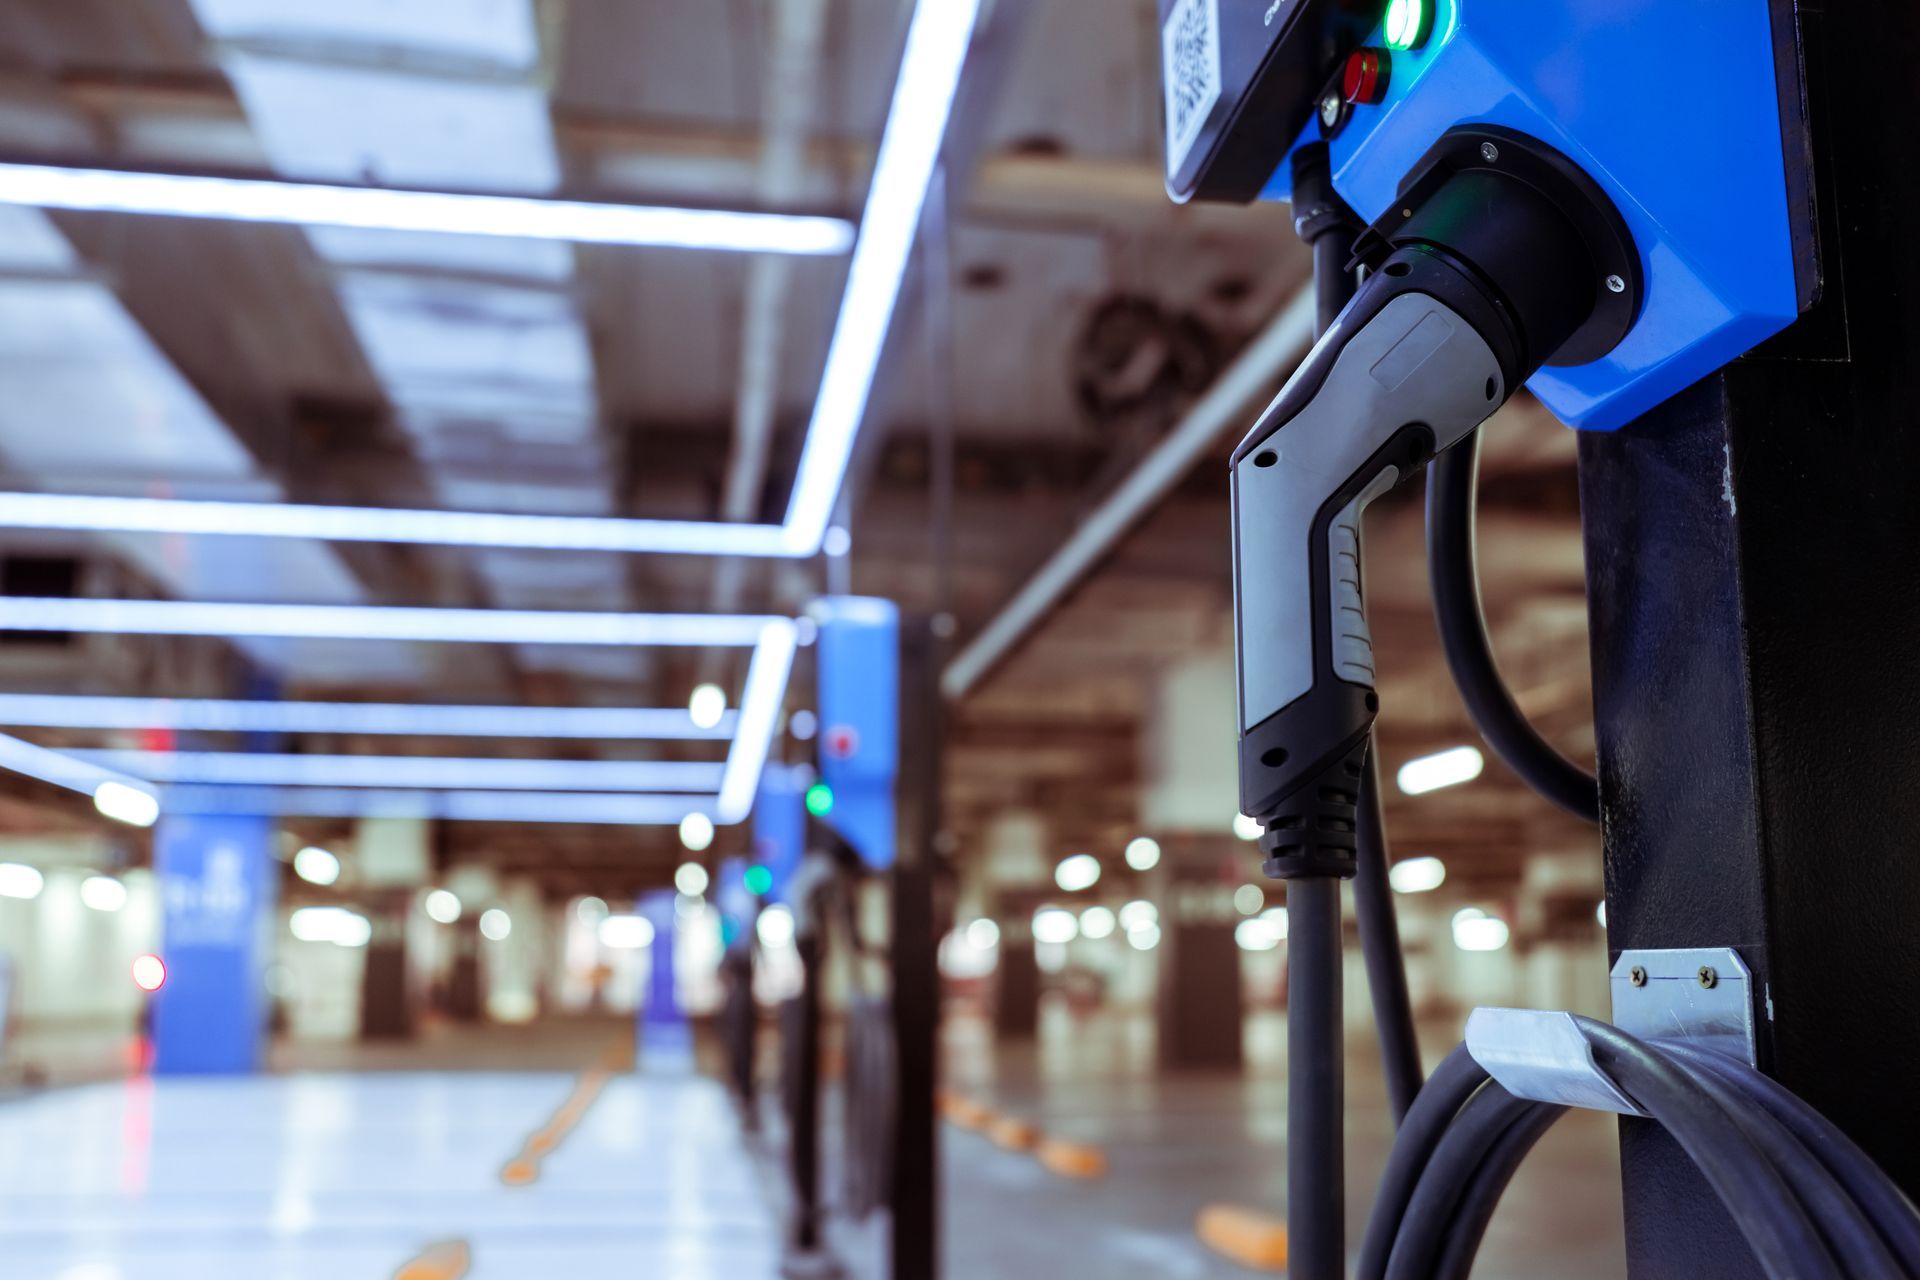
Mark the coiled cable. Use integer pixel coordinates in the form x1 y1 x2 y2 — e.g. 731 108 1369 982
1360 1019 1920 1280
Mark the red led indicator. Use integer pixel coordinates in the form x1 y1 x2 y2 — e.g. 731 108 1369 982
1342 48 1392 106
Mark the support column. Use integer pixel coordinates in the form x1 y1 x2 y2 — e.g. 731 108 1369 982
640 889 690 1068
150 813 276 1074
1159 845 1244 1071
354 817 431 1041
980 811 1048 1040
1143 651 1246 1070
1580 5 1920 1268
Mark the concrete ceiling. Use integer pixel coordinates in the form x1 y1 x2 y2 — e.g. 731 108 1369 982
0 0 1597 901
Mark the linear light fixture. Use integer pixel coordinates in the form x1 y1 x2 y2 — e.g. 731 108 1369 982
1396 745 1487 796
0 162 855 256
2 616 798 826
715 617 797 823
0 0 981 561
0 730 159 826
70 750 725 793
0 492 802 557
0 597 779 647
160 785 711 825
0 694 736 739
779 0 982 552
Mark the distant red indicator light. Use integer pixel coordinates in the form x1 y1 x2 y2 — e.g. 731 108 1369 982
132 954 166 992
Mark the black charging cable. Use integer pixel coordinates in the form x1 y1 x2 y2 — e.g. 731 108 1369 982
1357 1023 1920 1280
1426 430 1600 823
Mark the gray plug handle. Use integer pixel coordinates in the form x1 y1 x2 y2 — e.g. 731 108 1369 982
1235 292 1504 732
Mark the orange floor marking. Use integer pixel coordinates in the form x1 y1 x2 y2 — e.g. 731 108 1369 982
986 1115 1040 1151
1035 1138 1109 1179
942 1095 994 1130
392 1238 471 1280
496 1039 623 1186
1196 1204 1290 1270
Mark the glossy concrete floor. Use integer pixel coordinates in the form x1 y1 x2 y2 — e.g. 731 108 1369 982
0 1008 1628 1279
933 1004 1627 1279
0 1046 781 1277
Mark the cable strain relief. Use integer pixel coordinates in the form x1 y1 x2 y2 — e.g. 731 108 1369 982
1256 738 1369 881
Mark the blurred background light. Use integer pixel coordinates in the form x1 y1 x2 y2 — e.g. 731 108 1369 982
0 862 44 900
1397 746 1485 796
1054 853 1101 892
292 846 341 886
1388 856 1447 894
598 915 655 950
423 889 461 924
1032 906 1079 945
79 874 127 913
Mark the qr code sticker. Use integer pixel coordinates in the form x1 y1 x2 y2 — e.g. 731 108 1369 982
1162 0 1222 177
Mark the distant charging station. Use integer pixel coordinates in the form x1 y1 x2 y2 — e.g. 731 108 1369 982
813 597 899 869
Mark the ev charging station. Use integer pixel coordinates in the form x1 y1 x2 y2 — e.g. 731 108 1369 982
1162 1 1920 1277
747 596 942 1280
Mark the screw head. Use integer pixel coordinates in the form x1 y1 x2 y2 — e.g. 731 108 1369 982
1698 966 1718 989
1320 93 1343 129
1629 965 1647 987
1606 273 1628 294
1479 141 1500 163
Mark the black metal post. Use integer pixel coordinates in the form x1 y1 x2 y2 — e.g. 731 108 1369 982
786 932 827 1260
891 620 943 1280
1579 5 1920 1273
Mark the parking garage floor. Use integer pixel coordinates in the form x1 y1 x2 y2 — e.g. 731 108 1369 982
0 1010 1626 1279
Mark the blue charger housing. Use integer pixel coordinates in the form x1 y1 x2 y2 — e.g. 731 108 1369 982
1260 0 1810 430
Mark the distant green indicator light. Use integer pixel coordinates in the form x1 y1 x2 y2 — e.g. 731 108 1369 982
1383 0 1432 50
805 782 835 817
744 865 773 896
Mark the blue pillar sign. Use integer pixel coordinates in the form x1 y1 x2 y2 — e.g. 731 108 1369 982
815 596 899 869
638 890 691 1067
150 813 276 1074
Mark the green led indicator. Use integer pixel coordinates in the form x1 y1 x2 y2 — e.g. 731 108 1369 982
1383 0 1432 51
805 782 835 817
744 865 773 896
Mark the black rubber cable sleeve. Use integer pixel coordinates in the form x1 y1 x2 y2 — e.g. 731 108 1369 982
1353 747 1424 1123
1426 431 1600 823
1430 1100 1568 1280
1287 877 1347 1280
1355 1044 1493 1280
1382 1083 1548 1280
1575 1018 1840 1280
1652 1044 1905 1279
1664 1041 1920 1273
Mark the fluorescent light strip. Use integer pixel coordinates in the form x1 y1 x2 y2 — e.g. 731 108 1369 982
0 162 854 256
71 750 724 792
0 693 735 739
0 616 798 825
0 729 148 798
779 0 983 551
0 597 777 646
160 785 711 825
0 492 800 557
0 1 977 562
716 618 798 823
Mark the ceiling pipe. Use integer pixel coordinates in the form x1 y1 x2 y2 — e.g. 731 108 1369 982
940 284 1315 700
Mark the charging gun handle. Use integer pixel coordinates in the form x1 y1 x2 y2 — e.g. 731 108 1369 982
1233 244 1518 878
